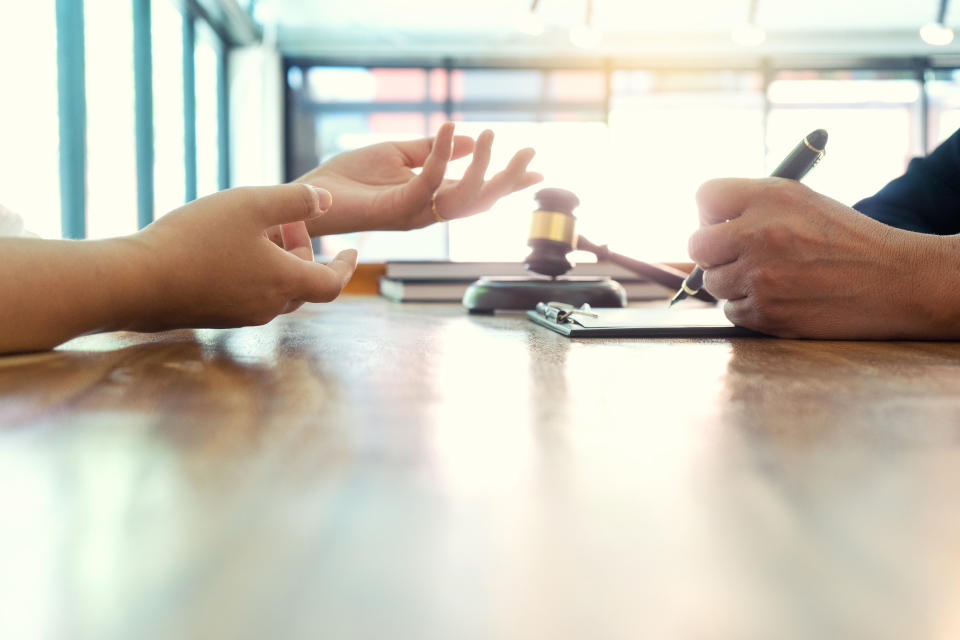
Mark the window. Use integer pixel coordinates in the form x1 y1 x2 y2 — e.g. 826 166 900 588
606 70 764 261
85 0 138 239
287 61 952 262
195 21 221 198
0 2 61 238
152 0 186 218
1 0 229 240
767 70 923 207
927 69 960 150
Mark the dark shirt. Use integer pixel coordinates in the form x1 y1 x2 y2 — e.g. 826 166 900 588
853 128 960 234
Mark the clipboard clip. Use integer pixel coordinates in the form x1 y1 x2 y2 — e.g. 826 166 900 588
534 301 600 324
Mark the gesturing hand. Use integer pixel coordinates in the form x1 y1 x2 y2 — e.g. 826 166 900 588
130 183 358 331
295 122 544 234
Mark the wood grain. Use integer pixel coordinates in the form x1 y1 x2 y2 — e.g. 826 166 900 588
2 296 960 639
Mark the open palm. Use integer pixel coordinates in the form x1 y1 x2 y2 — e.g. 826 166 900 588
295 123 543 235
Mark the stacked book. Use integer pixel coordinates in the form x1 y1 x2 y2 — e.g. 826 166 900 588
379 261 672 303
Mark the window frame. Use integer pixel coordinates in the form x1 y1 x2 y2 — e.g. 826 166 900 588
283 55 954 261
53 0 237 238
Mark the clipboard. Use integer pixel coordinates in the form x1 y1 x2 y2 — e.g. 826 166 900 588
527 302 762 338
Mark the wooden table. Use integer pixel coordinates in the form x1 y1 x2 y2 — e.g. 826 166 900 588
2 296 960 639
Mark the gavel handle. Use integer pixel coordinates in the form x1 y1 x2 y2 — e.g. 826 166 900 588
576 235 718 304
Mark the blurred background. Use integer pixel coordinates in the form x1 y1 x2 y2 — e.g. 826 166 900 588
3 0 960 261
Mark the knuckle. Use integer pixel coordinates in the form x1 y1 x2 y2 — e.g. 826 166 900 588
757 223 792 250
764 177 803 203
748 265 781 293
295 182 317 212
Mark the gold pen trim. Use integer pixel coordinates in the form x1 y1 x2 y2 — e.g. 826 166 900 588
681 282 699 295
803 137 825 153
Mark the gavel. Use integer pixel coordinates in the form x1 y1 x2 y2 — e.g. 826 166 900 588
523 188 717 303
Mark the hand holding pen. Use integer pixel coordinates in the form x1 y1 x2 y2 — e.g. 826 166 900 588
670 129 828 306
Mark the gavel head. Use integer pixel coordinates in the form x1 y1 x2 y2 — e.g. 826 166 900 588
523 188 580 278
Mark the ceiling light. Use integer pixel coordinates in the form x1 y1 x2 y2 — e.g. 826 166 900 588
920 0 954 46
920 21 954 45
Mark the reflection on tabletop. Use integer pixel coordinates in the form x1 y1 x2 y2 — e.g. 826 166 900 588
2 298 960 639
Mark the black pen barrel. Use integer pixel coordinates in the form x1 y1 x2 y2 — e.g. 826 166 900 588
771 129 828 180
670 128 827 306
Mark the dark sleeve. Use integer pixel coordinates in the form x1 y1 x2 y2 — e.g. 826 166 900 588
853 128 960 235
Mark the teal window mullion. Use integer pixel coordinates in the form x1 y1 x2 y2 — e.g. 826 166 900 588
133 0 155 228
183 15 197 202
55 0 86 239
217 38 230 191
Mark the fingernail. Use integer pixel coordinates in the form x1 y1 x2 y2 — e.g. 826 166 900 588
312 186 333 211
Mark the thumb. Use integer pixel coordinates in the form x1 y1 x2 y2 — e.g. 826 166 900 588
249 183 333 229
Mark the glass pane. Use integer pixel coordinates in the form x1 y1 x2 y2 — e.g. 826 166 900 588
85 0 138 239
307 67 377 103
454 111 540 122
0 2 60 237
153 0 185 217
370 68 427 101
604 70 765 261
767 72 922 209
452 69 542 102
926 69 960 149
546 70 605 101
429 68 447 102
305 67 430 104
195 21 220 198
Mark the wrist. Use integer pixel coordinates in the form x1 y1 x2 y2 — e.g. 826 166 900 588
99 235 164 333
905 233 960 338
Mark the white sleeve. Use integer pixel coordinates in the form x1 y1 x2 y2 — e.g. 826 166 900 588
0 203 38 238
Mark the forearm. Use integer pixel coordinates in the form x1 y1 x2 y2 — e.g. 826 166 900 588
0 237 153 353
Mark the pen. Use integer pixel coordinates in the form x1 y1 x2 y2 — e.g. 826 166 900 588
669 128 828 306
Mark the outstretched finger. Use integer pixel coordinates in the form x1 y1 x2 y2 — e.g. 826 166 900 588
393 131 475 167
414 122 453 186
451 129 494 200
403 123 455 202
474 148 540 205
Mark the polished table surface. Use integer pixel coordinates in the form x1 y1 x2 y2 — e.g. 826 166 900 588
2 296 960 639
